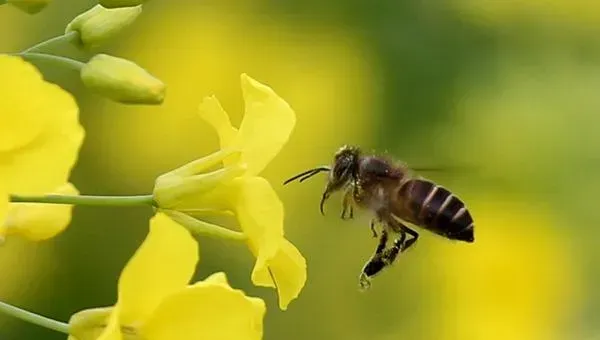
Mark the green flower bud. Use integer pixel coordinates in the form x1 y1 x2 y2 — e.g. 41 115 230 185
81 54 165 105
7 0 50 14
65 4 141 49
99 0 146 8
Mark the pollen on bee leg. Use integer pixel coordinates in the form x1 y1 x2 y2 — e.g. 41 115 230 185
358 272 372 291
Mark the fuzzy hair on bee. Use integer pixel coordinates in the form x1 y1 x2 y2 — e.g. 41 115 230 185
284 145 475 290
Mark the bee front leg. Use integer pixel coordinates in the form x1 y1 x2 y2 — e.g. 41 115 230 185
340 189 354 220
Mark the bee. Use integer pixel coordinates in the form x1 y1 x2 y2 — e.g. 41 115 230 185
283 145 475 289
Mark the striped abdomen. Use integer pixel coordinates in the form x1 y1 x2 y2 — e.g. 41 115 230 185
396 179 474 242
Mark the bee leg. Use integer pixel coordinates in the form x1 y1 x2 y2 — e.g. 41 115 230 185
359 230 403 291
340 190 354 220
399 225 419 251
340 203 354 220
384 215 420 252
381 232 408 266
370 219 378 238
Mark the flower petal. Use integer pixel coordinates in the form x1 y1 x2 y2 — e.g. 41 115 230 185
251 238 307 310
226 177 284 284
0 56 84 195
233 74 295 175
202 271 229 285
140 272 265 340
0 190 7 241
117 212 198 325
0 55 47 152
98 306 123 340
3 183 78 241
198 96 238 151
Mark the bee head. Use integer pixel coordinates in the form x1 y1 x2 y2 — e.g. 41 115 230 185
283 145 360 216
314 145 359 215
328 145 359 191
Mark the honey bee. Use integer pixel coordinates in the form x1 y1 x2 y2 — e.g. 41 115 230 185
284 145 475 289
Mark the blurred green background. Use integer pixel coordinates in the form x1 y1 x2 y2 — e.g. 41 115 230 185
1 0 599 339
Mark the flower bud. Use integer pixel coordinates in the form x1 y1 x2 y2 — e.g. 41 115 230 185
81 54 165 105
65 4 141 49
99 0 146 8
7 0 50 14
68 307 113 340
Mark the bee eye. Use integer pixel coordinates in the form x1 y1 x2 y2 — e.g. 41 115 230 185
333 165 345 178
333 157 352 180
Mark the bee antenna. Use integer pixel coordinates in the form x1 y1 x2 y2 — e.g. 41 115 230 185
283 166 330 185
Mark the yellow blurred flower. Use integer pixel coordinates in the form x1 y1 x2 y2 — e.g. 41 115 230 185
154 73 306 310
0 188 6 230
425 196 581 340
0 55 84 241
6 0 50 14
68 213 265 340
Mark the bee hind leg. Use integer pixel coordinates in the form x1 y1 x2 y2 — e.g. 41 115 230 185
399 225 419 251
380 233 408 266
386 215 420 252
359 230 406 291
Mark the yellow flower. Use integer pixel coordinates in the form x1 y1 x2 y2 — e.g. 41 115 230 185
425 197 580 340
153 74 306 310
0 55 84 241
0 186 7 231
68 213 265 340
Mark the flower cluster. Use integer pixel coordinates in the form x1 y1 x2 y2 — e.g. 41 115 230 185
0 2 306 339
13 2 165 105
70 73 306 339
69 214 265 340
154 73 306 310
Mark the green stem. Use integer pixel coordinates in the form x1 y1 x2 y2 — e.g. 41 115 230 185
16 52 84 72
0 300 70 334
10 194 155 207
22 31 79 53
